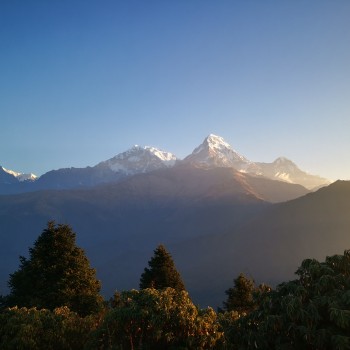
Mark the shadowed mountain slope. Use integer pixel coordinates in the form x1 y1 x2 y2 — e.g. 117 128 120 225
0 165 308 302
172 180 350 306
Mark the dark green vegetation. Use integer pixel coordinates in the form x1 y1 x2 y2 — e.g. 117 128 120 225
139 244 185 291
0 306 96 349
221 273 271 314
1 223 350 349
6 222 103 316
225 250 350 349
96 288 222 350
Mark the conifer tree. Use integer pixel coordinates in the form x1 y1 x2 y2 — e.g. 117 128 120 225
7 221 103 315
139 244 185 291
222 273 256 314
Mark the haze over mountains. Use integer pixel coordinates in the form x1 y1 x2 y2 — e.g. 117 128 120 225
1 134 346 307
0 134 331 194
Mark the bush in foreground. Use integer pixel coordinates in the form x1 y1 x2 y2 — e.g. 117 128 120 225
91 288 223 349
0 306 98 350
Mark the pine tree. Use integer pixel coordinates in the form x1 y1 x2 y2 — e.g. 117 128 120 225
7 221 103 315
222 273 256 314
139 244 185 291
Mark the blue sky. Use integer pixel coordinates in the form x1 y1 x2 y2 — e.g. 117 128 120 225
1 1 349 180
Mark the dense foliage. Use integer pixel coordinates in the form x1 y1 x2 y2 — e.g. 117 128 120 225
0 290 223 350
0 306 97 350
226 250 350 349
139 244 185 291
91 288 223 349
3 221 350 349
7 221 103 316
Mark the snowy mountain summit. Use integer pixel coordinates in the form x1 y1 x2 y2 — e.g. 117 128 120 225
97 145 177 175
252 157 331 190
0 134 331 193
183 134 251 170
183 134 330 190
0 166 37 183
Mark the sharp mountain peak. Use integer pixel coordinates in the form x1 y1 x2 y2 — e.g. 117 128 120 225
0 134 331 192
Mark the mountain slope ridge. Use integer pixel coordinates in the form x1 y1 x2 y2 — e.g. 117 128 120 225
0 164 310 301
172 180 350 305
0 134 331 193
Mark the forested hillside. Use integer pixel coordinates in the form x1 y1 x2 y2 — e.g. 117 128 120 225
1 223 350 349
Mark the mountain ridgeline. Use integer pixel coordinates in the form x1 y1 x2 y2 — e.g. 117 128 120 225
0 134 330 194
0 134 346 307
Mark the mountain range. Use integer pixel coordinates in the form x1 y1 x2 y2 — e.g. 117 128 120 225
0 134 345 308
0 134 330 194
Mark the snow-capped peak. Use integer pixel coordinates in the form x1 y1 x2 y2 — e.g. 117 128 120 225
107 145 176 164
273 157 293 164
192 134 231 155
184 134 250 169
252 157 332 189
97 145 177 175
143 146 177 163
272 157 301 173
1 166 37 182
205 134 232 151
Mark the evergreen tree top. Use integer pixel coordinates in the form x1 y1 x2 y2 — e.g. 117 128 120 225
222 273 256 313
140 244 185 291
7 221 103 316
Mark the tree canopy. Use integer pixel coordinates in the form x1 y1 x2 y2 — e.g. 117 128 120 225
139 244 185 291
96 288 222 349
3 223 350 349
7 221 103 316
222 273 257 314
229 250 350 349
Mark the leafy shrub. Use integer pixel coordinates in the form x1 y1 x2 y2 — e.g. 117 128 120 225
89 288 223 350
0 306 98 350
226 250 350 350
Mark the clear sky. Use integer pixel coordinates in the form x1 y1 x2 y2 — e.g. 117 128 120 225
1 1 349 180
